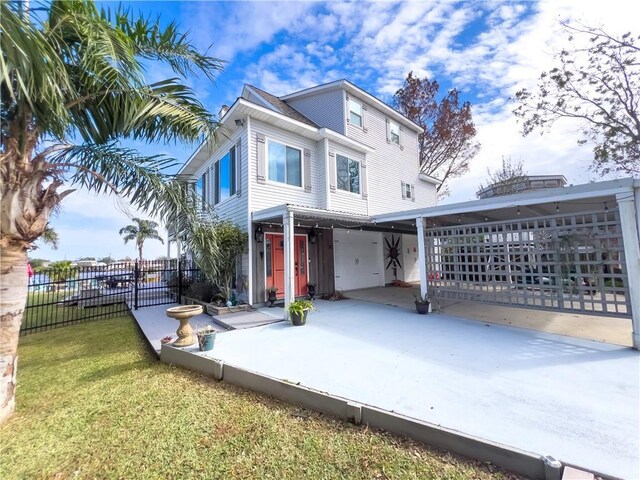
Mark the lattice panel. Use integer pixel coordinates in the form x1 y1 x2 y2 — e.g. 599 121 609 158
424 209 631 317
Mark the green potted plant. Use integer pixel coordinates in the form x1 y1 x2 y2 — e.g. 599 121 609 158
288 299 315 326
414 293 430 315
266 286 278 307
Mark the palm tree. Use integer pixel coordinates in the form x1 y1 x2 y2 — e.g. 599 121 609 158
120 218 164 262
0 0 223 422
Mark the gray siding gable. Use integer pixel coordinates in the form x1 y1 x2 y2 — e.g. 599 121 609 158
286 88 345 134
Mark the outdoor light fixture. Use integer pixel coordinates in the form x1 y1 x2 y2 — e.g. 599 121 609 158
254 225 264 243
308 227 317 245
517 206 521 216
235 119 245 127
604 202 609 212
555 202 560 213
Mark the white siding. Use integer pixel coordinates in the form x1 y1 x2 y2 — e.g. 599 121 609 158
327 141 368 215
195 126 249 230
287 89 345 133
249 119 322 211
345 95 437 214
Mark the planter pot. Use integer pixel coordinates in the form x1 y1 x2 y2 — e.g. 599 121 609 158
197 331 216 352
267 292 277 307
290 309 309 326
415 301 430 315
206 303 249 316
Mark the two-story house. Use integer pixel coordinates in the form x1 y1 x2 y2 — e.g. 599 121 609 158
178 79 440 310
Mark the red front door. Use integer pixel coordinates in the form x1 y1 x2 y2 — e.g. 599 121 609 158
265 233 308 299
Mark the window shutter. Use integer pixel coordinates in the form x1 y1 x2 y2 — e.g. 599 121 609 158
401 181 406 199
230 146 237 196
235 139 242 196
345 95 350 124
361 159 368 199
399 125 404 150
328 150 336 192
411 184 415 202
303 148 312 192
214 161 220 204
362 104 368 132
386 119 391 143
256 133 266 183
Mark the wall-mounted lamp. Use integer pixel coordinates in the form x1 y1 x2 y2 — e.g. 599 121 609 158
254 224 264 243
259 251 264 260
235 119 245 127
308 227 317 245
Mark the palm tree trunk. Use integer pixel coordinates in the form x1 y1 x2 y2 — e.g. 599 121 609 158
0 245 28 423
138 243 143 263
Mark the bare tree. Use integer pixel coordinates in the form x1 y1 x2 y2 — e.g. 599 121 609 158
392 72 481 196
477 156 528 198
514 23 639 176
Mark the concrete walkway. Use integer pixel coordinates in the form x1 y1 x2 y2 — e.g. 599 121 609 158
132 299 639 478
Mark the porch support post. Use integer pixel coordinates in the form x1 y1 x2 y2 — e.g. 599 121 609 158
617 192 640 349
283 209 295 320
416 216 428 301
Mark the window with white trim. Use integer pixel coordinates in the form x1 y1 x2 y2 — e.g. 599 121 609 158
402 182 415 200
267 140 302 187
214 146 236 204
348 98 363 127
390 120 400 145
336 154 360 194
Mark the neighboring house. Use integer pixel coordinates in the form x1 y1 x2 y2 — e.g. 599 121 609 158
178 79 440 307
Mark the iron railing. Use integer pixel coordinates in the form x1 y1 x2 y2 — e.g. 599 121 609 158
22 259 201 335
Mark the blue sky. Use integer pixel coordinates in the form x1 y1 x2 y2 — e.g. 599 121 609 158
35 0 639 261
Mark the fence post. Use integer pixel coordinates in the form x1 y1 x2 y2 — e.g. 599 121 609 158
134 260 140 310
178 260 183 304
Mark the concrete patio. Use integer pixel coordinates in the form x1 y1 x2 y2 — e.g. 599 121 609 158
133 299 639 479
345 285 634 347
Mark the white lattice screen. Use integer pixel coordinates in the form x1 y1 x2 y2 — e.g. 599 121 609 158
424 209 631 317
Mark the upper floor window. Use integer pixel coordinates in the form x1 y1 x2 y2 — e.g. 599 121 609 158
336 154 360 194
197 172 208 209
402 181 415 201
214 146 236 204
390 120 400 145
348 98 363 128
268 140 302 187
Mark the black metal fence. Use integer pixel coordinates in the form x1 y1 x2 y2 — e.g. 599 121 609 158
22 259 201 335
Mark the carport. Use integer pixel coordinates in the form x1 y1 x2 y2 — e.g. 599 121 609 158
375 178 640 349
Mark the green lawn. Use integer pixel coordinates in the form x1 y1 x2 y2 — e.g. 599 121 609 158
0 316 519 480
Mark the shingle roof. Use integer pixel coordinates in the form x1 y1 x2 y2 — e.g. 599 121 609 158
246 84 318 128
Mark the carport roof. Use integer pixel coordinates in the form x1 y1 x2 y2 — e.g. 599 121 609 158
374 177 638 226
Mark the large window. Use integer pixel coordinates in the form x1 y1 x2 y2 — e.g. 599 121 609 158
336 154 360 194
214 146 236 204
348 98 363 127
268 140 302 187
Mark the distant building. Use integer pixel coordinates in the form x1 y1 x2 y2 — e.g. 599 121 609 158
476 175 567 199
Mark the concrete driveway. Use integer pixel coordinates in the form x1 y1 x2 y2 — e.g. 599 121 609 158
345 285 633 346
206 299 639 479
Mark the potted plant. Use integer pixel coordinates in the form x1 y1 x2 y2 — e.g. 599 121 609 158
266 286 278 307
288 299 315 326
414 293 430 315
196 326 216 352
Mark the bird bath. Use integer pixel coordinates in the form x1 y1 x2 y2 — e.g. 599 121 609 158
166 305 203 347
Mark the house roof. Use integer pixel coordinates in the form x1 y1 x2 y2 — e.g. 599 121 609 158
244 85 318 128
281 79 423 133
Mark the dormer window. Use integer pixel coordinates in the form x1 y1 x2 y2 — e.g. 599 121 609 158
336 154 360 194
348 98 363 128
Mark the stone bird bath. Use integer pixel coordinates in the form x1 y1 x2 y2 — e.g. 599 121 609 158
166 305 203 347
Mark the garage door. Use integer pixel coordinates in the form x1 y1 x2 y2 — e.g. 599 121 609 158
333 230 383 291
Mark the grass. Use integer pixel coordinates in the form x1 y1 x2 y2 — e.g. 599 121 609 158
1 316 520 480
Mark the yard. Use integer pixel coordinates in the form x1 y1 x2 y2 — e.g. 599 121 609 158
0 315 517 480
